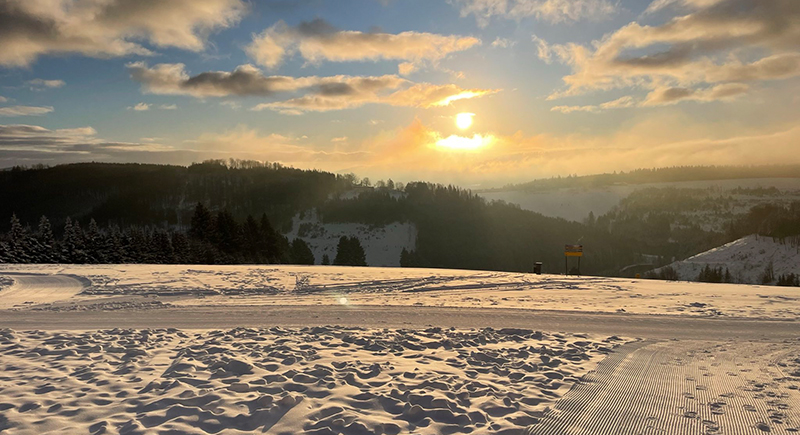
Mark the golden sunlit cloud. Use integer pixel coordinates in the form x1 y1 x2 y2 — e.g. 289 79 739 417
436 133 495 150
434 90 495 106
455 112 474 129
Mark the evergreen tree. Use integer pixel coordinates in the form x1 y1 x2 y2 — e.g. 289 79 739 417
85 219 105 263
334 236 367 266
260 213 281 263
7 214 31 263
242 215 262 262
153 229 175 263
321 254 330 265
290 238 315 265
62 217 88 263
215 210 242 260
189 202 214 241
105 225 126 263
171 232 190 264
35 216 57 262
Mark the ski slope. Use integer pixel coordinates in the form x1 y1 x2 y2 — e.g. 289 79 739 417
657 234 800 284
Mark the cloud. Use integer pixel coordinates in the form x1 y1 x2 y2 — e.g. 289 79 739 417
0 96 7 103
641 83 749 106
26 79 65 90
0 106 54 116
128 62 322 97
255 82 498 114
545 0 800 99
491 37 516 48
130 103 151 111
0 0 247 67
159 104 178 110
451 0 616 26
129 62 498 113
398 62 417 76
532 35 553 64
331 136 348 143
246 19 481 70
550 85 746 113
0 123 178 165
550 95 638 113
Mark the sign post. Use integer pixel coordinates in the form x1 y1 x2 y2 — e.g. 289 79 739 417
564 244 583 275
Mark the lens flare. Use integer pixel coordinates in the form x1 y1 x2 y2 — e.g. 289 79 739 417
455 112 474 130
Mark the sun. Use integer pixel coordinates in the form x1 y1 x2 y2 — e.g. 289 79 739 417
455 112 474 130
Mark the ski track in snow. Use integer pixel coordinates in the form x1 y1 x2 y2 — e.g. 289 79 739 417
0 273 87 309
1 264 800 319
530 339 800 434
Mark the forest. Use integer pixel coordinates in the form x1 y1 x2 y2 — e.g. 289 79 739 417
0 203 369 267
3 161 800 276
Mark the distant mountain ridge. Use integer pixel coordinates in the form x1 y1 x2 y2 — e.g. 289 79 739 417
485 165 800 193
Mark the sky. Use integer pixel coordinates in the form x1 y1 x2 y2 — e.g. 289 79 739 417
1 0 799 187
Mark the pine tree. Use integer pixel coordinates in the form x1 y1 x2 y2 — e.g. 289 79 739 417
85 219 105 263
7 214 31 263
215 210 241 256
290 238 315 265
334 236 367 266
105 225 126 263
334 236 350 266
348 237 367 266
242 215 262 262
36 216 57 262
321 254 330 265
153 229 175 263
171 232 190 264
260 213 282 263
189 202 214 241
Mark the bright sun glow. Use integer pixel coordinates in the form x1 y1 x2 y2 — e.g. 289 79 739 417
436 134 495 150
455 112 474 130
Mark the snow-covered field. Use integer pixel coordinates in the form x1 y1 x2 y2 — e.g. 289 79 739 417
0 326 626 434
656 234 800 284
1 264 799 434
1 264 799 319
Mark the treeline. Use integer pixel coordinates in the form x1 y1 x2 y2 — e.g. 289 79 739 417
497 165 800 193
0 205 310 265
319 183 639 275
696 265 733 283
0 160 355 232
0 204 372 267
728 202 800 240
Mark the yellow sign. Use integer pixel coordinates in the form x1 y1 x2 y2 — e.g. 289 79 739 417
565 244 583 257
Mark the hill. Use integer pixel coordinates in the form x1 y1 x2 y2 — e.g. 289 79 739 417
487 165 800 193
0 161 640 275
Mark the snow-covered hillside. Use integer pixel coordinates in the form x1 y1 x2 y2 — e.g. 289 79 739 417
285 210 416 267
656 234 800 284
